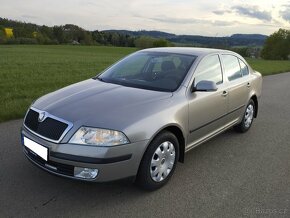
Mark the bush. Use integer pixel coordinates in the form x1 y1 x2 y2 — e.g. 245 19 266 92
230 47 249 57
134 36 155 49
0 27 7 44
6 37 37 44
135 37 173 49
153 38 172 47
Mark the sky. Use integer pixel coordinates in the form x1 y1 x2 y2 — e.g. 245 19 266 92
0 0 290 36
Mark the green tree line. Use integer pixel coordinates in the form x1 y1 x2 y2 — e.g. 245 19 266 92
0 18 171 48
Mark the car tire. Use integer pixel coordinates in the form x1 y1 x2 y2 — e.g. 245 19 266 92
234 99 255 133
136 131 179 191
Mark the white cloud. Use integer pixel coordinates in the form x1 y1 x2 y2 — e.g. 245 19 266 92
280 3 290 22
231 5 272 21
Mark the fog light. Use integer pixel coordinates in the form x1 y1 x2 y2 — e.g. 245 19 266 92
74 167 98 179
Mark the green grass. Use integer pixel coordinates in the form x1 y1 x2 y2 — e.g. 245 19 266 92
0 45 136 122
246 58 290 76
0 45 289 123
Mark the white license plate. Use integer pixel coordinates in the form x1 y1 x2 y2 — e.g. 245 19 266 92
23 137 48 161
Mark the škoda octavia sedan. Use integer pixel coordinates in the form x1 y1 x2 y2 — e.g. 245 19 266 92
21 47 262 190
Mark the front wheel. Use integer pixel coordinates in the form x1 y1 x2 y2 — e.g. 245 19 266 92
234 99 255 133
136 131 179 191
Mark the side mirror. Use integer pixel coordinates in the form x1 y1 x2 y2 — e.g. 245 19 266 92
192 80 218 92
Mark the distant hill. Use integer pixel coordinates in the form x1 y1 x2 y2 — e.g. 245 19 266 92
104 30 175 38
231 34 267 40
104 30 267 47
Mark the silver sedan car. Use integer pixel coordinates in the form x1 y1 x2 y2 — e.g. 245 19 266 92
21 47 262 190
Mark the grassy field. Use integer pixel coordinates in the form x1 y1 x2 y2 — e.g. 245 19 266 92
0 45 290 123
246 58 290 76
0 45 136 122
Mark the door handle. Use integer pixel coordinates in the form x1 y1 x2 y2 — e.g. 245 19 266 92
222 90 228 97
247 82 251 88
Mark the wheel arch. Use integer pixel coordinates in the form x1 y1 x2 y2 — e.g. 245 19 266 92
250 95 258 118
145 124 186 163
162 125 185 163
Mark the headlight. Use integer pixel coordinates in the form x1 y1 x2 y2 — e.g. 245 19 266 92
69 127 129 146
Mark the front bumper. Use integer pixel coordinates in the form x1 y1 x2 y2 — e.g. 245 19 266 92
21 127 149 182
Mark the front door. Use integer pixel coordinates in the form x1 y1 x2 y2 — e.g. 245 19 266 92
187 54 228 149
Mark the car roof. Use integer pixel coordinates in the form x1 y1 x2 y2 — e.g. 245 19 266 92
140 47 235 57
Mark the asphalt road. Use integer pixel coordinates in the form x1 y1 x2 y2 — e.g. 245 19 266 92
1 72 290 218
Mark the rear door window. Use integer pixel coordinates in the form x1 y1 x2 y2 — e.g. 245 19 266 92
239 59 249 76
222 55 242 81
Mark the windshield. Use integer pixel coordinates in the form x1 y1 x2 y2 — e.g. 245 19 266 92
97 52 197 92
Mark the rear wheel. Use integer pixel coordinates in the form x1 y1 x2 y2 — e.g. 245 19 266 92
136 131 179 191
234 99 255 133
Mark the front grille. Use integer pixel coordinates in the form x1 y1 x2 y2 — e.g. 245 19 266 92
24 109 69 141
24 146 74 176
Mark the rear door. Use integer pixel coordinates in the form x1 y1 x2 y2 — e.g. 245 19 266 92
221 54 251 122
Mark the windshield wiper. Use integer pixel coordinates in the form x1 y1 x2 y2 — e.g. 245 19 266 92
95 77 105 82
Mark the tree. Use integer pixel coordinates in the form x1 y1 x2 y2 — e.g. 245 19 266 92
39 25 55 40
153 38 172 47
230 47 250 57
92 31 107 45
134 36 155 48
111 33 120 46
53 26 65 43
0 26 6 44
80 31 94 45
261 29 290 60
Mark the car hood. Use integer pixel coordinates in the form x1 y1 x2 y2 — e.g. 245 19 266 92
33 79 173 130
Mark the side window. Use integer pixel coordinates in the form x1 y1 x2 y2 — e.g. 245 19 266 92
194 55 223 85
239 59 249 76
222 55 242 81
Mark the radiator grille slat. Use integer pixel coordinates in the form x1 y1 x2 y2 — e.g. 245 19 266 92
24 109 68 141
